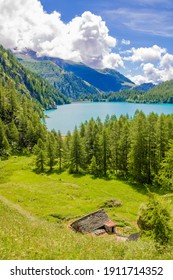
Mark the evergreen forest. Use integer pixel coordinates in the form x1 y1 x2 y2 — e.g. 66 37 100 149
0 45 173 259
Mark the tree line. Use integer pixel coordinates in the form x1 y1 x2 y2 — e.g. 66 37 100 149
1 79 173 244
0 45 69 109
1 78 173 193
0 81 47 157
33 111 173 193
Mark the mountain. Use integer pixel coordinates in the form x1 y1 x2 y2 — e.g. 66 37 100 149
16 53 101 100
145 80 173 103
14 50 134 97
0 45 69 109
46 57 135 92
124 80 173 103
132 83 156 92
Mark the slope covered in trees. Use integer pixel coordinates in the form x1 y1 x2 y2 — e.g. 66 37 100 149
141 80 173 103
31 111 173 193
16 56 101 100
0 45 69 109
93 80 173 103
14 50 134 95
0 80 48 157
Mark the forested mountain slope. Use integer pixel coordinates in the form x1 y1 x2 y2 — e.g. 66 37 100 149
58 61 134 92
0 45 69 109
145 80 173 103
16 56 101 100
14 50 134 94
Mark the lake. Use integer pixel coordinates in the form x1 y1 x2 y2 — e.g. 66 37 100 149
44 102 173 135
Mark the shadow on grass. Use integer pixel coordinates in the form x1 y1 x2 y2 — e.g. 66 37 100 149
32 167 65 176
32 166 164 196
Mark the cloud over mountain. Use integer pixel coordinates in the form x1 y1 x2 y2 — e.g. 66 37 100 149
125 45 166 63
0 0 123 69
126 46 173 85
1 0 173 84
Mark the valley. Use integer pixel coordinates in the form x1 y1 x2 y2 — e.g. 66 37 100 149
0 45 173 260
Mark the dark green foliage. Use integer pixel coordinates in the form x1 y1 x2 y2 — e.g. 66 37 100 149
69 127 85 173
33 138 47 172
128 111 148 183
90 80 173 104
46 133 57 171
89 156 99 176
157 140 173 192
56 130 63 172
17 58 101 100
15 51 134 95
0 79 48 157
141 80 173 103
58 112 173 187
137 193 172 245
0 45 69 109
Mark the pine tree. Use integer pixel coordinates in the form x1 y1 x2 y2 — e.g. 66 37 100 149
128 111 148 183
109 120 120 174
157 140 173 192
6 120 19 152
57 130 63 171
70 127 85 173
99 127 109 176
33 138 47 172
146 113 158 182
156 114 168 166
64 130 71 168
89 155 99 176
46 133 57 171
137 193 172 245
0 118 10 157
118 118 130 176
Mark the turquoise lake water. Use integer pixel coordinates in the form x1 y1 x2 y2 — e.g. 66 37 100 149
44 102 173 135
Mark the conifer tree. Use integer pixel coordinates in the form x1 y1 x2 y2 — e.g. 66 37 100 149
99 127 109 176
89 155 99 176
70 127 85 173
46 133 57 171
156 114 168 166
128 111 148 183
6 120 19 152
64 130 72 168
146 113 158 182
109 120 120 174
157 140 173 192
137 193 172 245
118 119 130 176
33 138 47 172
57 130 63 171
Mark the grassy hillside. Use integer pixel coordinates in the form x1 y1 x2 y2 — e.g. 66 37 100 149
0 156 172 260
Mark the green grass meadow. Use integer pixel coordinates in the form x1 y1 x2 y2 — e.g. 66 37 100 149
0 156 172 260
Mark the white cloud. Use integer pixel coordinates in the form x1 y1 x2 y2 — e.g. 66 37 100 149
102 53 124 69
128 75 148 85
130 62 173 85
124 45 166 63
0 0 121 69
143 63 161 84
121 39 130 45
160 53 173 69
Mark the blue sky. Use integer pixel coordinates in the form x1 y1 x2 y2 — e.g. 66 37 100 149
39 0 173 84
1 0 173 84
40 0 173 50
